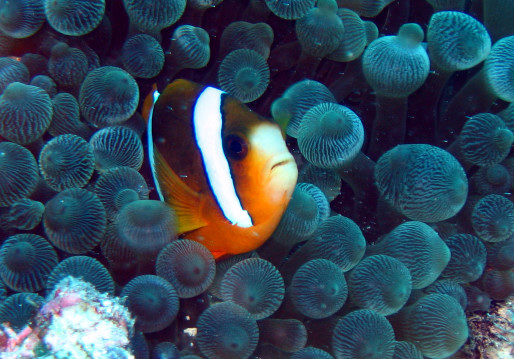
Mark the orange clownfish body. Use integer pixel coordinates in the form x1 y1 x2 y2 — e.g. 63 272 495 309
145 79 297 260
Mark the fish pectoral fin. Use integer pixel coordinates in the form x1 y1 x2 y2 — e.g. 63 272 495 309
154 150 207 233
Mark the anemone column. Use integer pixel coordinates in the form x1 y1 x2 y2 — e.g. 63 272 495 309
361 23 430 160
439 36 514 144
408 11 491 144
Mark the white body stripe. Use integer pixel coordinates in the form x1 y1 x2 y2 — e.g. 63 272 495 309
194 87 253 228
147 89 164 201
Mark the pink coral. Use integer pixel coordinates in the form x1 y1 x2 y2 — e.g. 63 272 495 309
0 276 135 358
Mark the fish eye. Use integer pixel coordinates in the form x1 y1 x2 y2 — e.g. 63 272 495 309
224 134 248 160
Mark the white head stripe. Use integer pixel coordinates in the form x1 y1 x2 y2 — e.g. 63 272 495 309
147 89 164 201
194 87 253 228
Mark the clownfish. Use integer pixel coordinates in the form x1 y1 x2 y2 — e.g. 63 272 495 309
144 79 297 260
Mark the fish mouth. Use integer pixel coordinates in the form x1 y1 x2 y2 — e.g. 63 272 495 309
266 153 298 200
269 153 296 173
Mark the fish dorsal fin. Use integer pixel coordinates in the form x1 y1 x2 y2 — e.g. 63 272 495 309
153 149 207 233
142 84 158 124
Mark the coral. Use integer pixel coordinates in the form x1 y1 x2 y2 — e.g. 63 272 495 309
0 276 134 358
457 298 514 359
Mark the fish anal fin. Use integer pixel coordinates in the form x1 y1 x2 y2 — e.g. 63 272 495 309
153 149 207 233
212 251 230 261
